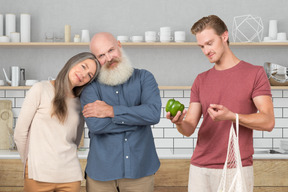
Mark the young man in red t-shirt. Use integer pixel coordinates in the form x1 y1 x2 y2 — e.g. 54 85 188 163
167 15 275 192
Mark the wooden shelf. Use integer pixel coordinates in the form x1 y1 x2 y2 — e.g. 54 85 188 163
1 86 288 90
0 86 31 90
0 42 288 46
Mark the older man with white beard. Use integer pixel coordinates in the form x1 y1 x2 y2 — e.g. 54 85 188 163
80 32 161 192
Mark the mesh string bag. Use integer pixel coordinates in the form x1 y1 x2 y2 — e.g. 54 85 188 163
217 114 248 192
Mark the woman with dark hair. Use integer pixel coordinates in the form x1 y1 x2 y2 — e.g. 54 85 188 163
14 52 100 192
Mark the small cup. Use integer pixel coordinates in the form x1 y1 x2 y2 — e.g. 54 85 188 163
74 34 81 42
145 31 156 37
117 35 129 43
174 31 186 42
160 27 171 33
130 36 144 42
0 80 5 86
263 36 271 42
145 35 157 42
54 32 64 42
0 36 9 42
10 32 20 42
160 35 173 42
158 31 171 36
145 31 157 42
44 32 54 42
277 32 287 41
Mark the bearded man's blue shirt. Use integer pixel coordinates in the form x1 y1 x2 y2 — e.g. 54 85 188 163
80 68 161 181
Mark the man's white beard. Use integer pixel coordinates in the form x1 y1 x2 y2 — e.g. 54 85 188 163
97 50 134 86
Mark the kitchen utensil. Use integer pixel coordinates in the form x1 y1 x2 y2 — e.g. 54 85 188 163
130 36 143 42
145 31 157 42
10 32 20 42
25 79 39 86
0 14 3 36
160 35 173 42
117 36 129 43
174 31 186 42
0 100 14 150
269 20 278 40
264 62 288 86
20 13 31 42
74 34 80 42
5 14 16 38
160 27 171 33
3 66 25 86
54 32 64 42
263 36 271 42
158 27 173 43
65 25 71 42
277 32 287 41
0 36 9 42
81 29 90 42
45 32 54 42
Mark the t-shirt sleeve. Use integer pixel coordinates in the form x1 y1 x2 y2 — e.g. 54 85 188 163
190 75 200 103
252 67 272 98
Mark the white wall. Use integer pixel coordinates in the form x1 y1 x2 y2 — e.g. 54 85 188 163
1 0 288 85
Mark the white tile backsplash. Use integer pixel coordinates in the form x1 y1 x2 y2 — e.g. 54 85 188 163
174 138 193 148
273 98 288 107
275 118 288 127
271 90 282 97
283 90 288 97
184 90 191 98
154 138 174 148
253 138 273 148
15 98 24 108
6 90 25 98
284 128 288 137
0 90 4 97
152 128 164 138
163 90 184 98
164 128 184 138
154 118 174 128
263 128 283 138
253 130 263 138
273 108 282 117
283 108 288 117
3 88 288 153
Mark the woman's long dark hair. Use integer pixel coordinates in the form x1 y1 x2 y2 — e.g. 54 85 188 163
51 52 100 123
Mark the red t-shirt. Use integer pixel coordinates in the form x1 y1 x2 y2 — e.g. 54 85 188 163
190 60 271 168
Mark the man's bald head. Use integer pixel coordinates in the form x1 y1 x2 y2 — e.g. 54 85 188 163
90 32 120 55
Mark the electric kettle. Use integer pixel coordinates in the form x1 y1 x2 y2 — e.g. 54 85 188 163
3 66 25 86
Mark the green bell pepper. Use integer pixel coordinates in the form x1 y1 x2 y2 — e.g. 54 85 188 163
165 98 185 116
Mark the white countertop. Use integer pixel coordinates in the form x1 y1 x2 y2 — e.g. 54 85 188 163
1 149 288 160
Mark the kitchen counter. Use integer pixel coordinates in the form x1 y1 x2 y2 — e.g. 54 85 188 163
1 149 287 160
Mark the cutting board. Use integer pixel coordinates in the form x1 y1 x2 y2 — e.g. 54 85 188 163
0 100 13 150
